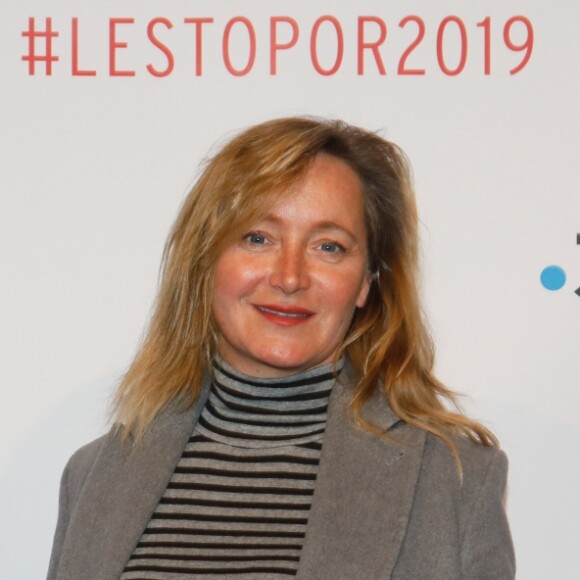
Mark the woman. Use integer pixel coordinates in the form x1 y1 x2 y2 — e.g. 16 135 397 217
47 117 515 579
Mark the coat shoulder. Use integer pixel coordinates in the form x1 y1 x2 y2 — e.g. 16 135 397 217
392 429 514 578
423 431 508 493
64 429 115 502
417 430 509 514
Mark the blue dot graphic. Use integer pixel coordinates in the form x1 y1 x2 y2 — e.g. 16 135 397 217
540 265 566 291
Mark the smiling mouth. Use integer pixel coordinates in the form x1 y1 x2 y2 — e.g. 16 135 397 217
255 305 313 318
254 304 314 324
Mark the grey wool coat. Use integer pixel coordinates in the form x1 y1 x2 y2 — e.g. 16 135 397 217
47 373 515 580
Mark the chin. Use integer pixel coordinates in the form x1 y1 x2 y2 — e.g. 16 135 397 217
253 348 331 375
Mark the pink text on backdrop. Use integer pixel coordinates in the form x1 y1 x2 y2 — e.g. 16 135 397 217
21 15 535 78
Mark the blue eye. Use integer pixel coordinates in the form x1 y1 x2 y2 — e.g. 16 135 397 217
244 232 267 245
320 242 345 253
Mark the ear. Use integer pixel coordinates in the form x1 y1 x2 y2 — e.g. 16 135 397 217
355 270 372 308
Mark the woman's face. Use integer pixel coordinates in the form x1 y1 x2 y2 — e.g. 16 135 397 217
212 153 371 377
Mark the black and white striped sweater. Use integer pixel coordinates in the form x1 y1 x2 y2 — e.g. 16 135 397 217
121 358 342 579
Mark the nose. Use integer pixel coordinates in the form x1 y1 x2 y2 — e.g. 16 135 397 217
269 244 310 294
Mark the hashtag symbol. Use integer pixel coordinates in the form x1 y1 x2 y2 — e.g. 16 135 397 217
21 17 59 75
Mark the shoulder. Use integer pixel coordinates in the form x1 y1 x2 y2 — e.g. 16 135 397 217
415 430 509 532
61 401 201 500
62 428 116 503
424 431 508 486
68 432 109 467
391 429 515 577
419 430 508 495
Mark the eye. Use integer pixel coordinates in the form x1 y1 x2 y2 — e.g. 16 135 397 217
243 232 268 246
319 241 346 254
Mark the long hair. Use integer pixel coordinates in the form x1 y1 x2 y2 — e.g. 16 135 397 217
112 117 497 457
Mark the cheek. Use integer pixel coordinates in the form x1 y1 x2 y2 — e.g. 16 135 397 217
316 271 368 316
213 254 261 305
212 257 237 315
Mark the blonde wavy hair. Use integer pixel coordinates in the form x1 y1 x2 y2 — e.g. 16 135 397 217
113 116 497 458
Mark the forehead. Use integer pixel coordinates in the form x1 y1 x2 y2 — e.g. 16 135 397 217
261 154 366 229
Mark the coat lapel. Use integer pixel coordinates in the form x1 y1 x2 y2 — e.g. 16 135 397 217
296 379 426 580
57 382 211 580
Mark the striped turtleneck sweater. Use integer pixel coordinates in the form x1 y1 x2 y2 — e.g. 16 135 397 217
121 358 342 580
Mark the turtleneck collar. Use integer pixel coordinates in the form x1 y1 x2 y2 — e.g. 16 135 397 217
194 357 344 448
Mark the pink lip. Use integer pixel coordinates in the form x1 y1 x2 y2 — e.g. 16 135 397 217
253 304 315 327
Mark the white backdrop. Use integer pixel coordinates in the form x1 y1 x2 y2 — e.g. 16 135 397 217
1 1 579 578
